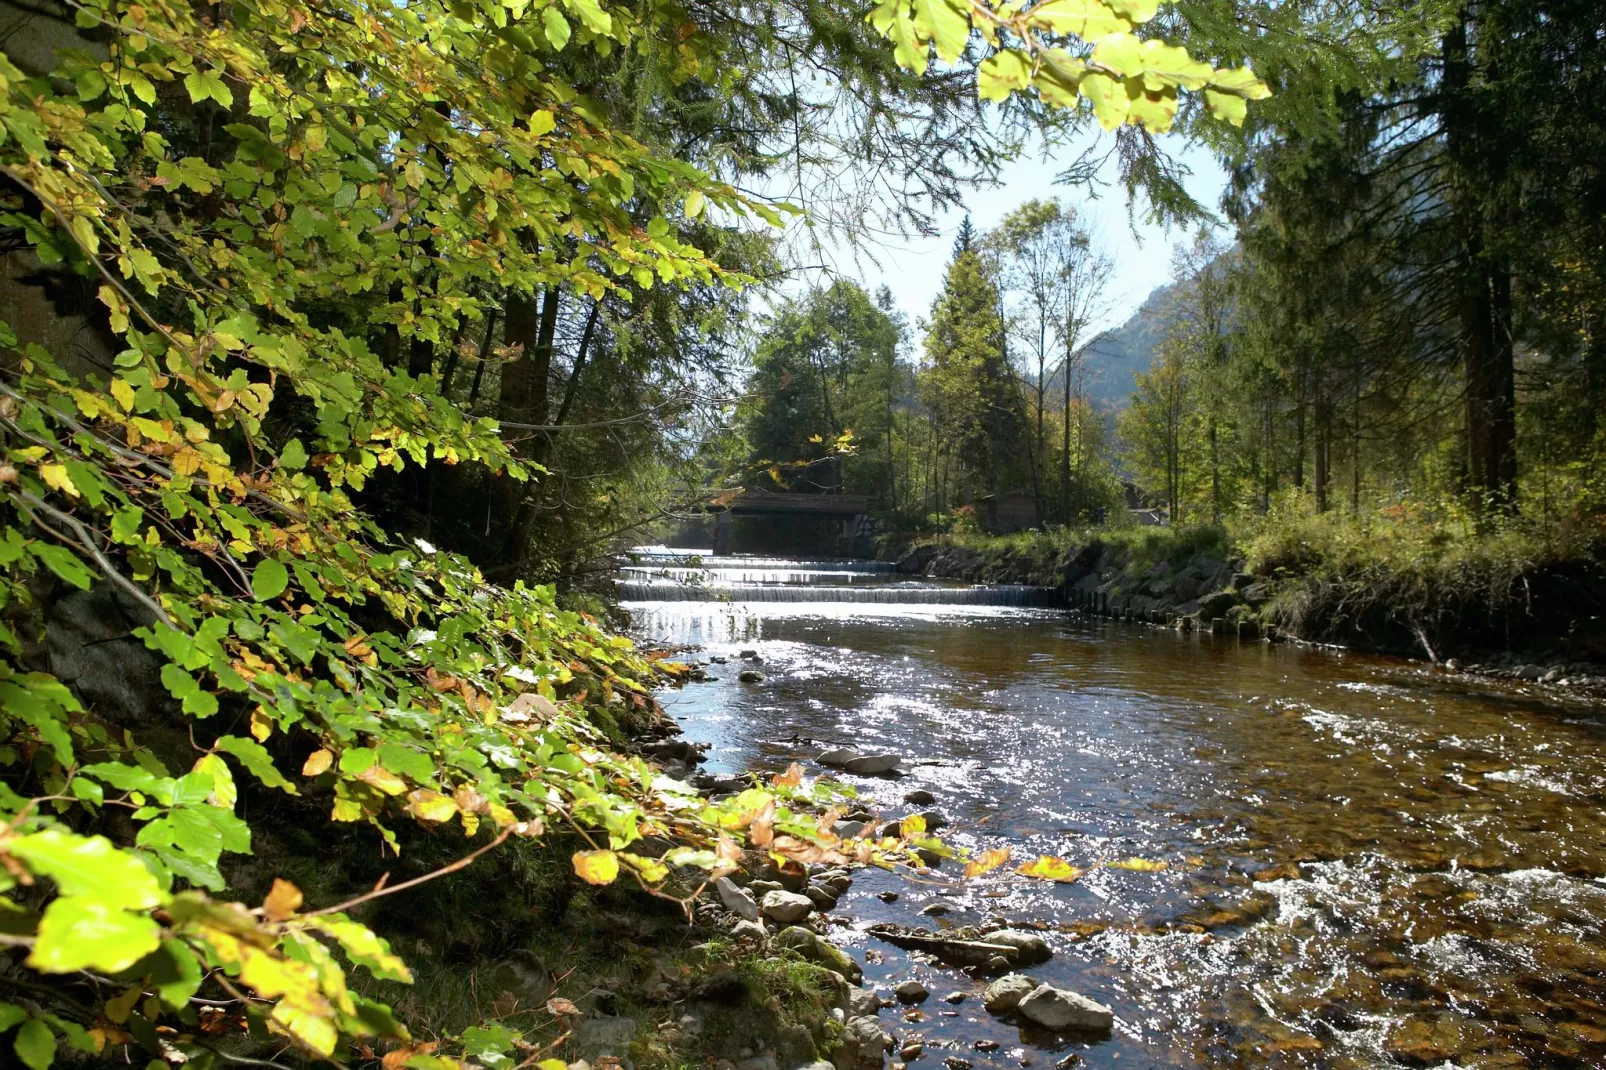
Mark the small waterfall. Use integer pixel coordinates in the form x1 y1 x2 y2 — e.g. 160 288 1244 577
616 580 1061 606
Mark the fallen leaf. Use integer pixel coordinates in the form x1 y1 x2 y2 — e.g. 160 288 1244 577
770 762 803 788
964 846 1012 878
1016 855 1087 883
1107 856 1168 872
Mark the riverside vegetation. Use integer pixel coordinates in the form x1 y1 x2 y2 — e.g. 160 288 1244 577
0 0 1303 1064
0 0 1598 1066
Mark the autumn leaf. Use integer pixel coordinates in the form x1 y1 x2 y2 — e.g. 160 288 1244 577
572 849 619 885
1016 855 1087 882
964 846 1012 878
770 762 803 788
546 997 580 1017
262 879 304 921
900 813 927 837
301 749 333 777
404 789 459 824
1107 856 1168 872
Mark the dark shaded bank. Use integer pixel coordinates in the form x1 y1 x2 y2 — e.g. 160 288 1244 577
890 529 1606 687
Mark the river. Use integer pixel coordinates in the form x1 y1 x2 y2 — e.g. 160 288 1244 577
623 549 1606 1069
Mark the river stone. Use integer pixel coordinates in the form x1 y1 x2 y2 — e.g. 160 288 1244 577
903 789 936 805
774 926 862 982
805 885 838 910
837 1015 893 1068
915 809 949 830
1016 986 1114 1033
761 890 814 923
818 747 860 767
847 985 880 1018
739 669 766 683
731 919 767 942
983 929 1052 965
834 820 867 839
575 1016 638 1061
983 974 1038 1012
895 980 929 1003
795 1063 835 1070
844 753 901 775
716 876 760 921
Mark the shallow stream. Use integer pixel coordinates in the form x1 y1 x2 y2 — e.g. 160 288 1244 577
625 550 1606 1069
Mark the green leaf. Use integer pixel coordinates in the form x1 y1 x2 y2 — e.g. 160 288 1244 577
110 506 146 543
978 49 1032 102
252 558 289 601
28 545 92 589
7 830 165 909
913 0 969 64
29 896 161 974
1204 87 1248 126
149 939 204 1009
1024 0 1131 38
1089 31 1143 77
279 438 308 471
216 736 297 793
684 190 706 219
542 6 571 49
0 1002 26 1031
13 1017 53 1070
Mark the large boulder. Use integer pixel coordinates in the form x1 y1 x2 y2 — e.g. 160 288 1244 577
982 929 1052 966
46 583 168 727
761 890 814 924
1016 985 1114 1033
982 974 1038 1013
1197 590 1238 620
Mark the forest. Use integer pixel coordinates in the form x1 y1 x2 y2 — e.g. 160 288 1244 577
0 0 1599 1066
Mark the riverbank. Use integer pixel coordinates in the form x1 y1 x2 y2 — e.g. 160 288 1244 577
890 517 1606 688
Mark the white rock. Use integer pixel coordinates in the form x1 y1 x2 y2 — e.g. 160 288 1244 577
982 973 1038 1013
715 876 760 921
894 980 929 1003
984 928 1052 965
846 985 880 1018
843 753 901 774
817 747 860 767
760 889 814 923
731 919 768 942
1016 985 1114 1033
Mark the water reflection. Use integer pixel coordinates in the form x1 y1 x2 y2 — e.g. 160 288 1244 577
630 578 1606 1069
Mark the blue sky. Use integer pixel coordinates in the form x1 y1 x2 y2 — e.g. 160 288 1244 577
795 131 1228 342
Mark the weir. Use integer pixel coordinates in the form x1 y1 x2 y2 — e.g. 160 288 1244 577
619 547 1061 606
617 580 1062 605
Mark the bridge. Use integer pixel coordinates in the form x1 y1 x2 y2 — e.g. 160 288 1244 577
711 491 870 555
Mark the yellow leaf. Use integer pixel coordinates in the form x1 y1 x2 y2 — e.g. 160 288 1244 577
40 464 79 498
404 789 459 824
262 878 303 921
357 764 407 795
110 378 136 412
1016 855 1087 883
964 846 1012 878
684 189 706 219
250 708 273 742
192 753 236 809
572 849 619 885
301 749 333 776
621 853 669 883
900 813 927 837
1107 856 1167 872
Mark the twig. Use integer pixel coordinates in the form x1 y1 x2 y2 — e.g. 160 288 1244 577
8 487 173 626
304 828 511 917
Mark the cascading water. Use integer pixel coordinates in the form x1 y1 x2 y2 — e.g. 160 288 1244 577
618 546 1060 606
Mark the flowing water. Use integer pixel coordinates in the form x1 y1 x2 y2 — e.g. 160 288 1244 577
624 550 1606 1070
